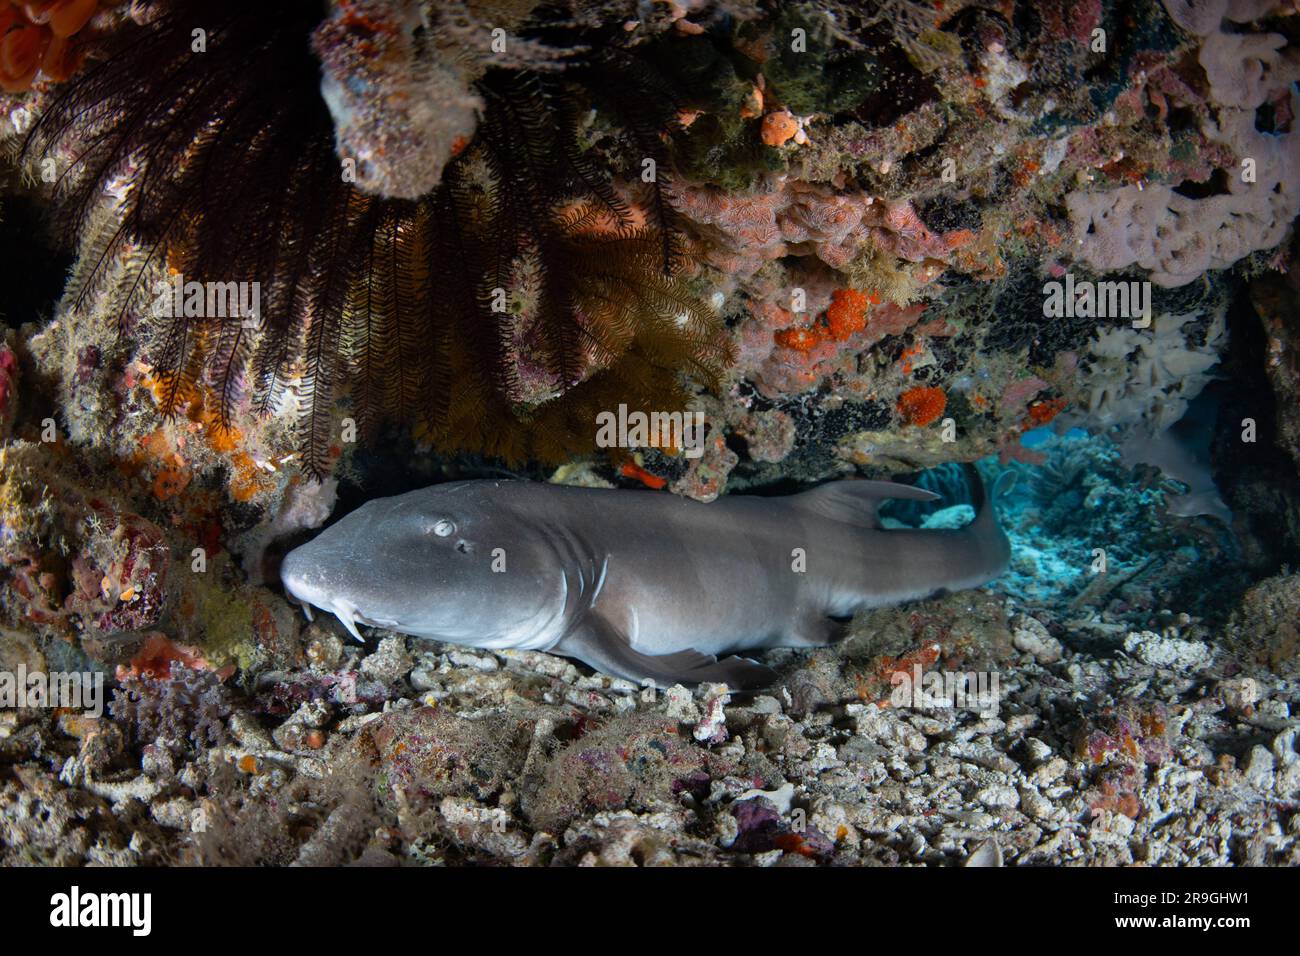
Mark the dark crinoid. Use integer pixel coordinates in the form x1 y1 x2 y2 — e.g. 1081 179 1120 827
25 0 733 477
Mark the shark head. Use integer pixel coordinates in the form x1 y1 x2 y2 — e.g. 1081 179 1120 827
280 483 565 649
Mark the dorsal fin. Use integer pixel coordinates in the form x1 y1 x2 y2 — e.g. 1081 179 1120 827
792 480 940 528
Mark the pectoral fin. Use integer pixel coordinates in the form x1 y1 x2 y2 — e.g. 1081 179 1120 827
557 618 777 690
787 611 849 648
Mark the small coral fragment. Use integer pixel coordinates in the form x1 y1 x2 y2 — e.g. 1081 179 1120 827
825 288 871 341
311 0 482 200
773 326 822 352
620 459 667 490
760 109 798 146
896 386 947 427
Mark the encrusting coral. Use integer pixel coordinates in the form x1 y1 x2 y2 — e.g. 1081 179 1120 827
896 385 947 427
312 0 485 202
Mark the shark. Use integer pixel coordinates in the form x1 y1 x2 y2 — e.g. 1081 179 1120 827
280 465 1011 688
1117 389 1232 524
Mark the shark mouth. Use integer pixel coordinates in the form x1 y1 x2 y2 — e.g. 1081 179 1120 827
283 581 385 643
287 592 364 642
317 601 398 643
330 600 365 642
316 600 402 643
332 606 403 641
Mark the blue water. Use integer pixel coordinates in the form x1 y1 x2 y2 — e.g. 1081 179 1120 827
883 432 1242 623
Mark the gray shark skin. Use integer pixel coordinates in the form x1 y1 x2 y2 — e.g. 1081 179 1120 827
1117 389 1232 524
280 465 1010 689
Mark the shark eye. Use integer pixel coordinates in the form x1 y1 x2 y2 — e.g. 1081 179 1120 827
431 519 455 537
456 540 471 554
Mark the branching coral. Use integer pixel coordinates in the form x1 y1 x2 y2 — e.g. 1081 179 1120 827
22 0 732 478
108 661 231 748
1077 307 1226 431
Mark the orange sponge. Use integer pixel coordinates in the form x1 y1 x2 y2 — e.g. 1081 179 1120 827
897 386 947 427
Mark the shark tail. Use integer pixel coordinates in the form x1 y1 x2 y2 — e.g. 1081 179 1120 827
961 463 1012 579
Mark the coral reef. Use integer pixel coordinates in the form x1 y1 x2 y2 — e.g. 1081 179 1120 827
1 0 1298 872
0 440 172 640
1066 0 1300 286
5 0 1294 497
5 590 1298 866
1226 572 1300 677
15 0 731 476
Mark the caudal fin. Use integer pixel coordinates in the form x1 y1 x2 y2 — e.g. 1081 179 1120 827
961 463 1012 576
